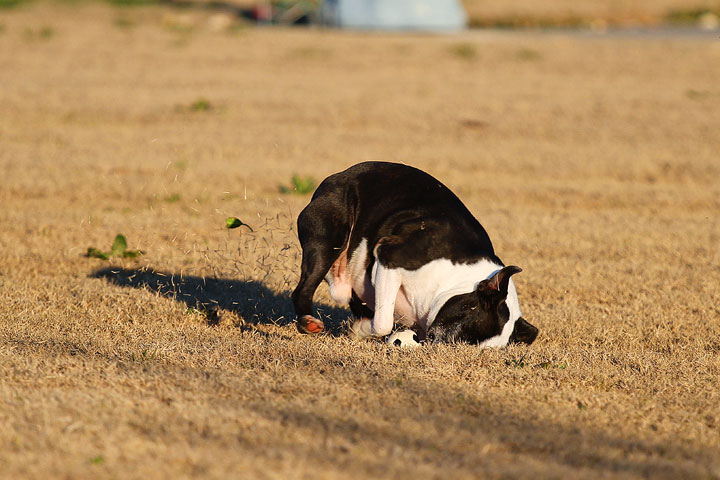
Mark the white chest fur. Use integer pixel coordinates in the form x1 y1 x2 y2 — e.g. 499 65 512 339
347 239 523 347
396 259 521 328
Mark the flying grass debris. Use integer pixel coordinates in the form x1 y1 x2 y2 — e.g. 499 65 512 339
225 217 254 231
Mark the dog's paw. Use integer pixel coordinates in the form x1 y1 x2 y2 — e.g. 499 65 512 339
350 318 373 339
297 315 324 334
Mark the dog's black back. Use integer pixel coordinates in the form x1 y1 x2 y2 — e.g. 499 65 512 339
310 161 501 269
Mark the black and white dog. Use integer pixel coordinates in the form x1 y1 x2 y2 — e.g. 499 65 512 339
291 162 538 347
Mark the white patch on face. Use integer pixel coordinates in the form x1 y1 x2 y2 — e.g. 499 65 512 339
477 277 522 348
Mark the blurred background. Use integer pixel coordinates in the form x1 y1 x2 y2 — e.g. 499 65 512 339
3 0 720 30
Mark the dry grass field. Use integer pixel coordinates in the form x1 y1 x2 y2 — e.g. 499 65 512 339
1 3 720 479
461 0 720 27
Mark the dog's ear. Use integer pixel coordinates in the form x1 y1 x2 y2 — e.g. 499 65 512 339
477 265 522 298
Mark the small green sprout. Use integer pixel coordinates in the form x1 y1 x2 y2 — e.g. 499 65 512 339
190 98 212 111
278 174 316 195
86 234 144 260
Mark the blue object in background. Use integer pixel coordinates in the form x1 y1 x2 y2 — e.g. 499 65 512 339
321 0 467 31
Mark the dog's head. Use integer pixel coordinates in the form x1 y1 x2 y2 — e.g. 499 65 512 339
427 265 538 346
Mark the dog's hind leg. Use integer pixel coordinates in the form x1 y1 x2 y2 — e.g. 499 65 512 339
325 244 352 305
292 199 349 334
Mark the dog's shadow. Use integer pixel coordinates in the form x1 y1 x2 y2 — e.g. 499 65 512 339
92 267 351 336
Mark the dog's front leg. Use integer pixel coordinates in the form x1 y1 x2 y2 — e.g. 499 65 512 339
352 262 401 338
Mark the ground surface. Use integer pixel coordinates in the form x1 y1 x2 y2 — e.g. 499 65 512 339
1 3 720 479
461 0 720 27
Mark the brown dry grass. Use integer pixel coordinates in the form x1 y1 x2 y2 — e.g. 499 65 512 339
461 0 720 26
1 3 720 479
